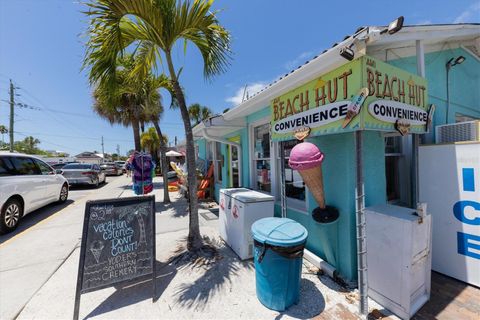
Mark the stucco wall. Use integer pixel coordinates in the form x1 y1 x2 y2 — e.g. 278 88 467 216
388 47 480 132
274 131 386 282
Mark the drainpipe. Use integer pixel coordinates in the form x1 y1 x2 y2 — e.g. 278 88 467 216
202 129 242 187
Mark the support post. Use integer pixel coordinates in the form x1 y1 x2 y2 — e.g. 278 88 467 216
412 40 425 207
355 131 368 316
279 141 287 218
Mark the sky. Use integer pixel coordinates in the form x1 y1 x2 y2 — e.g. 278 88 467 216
0 0 479 156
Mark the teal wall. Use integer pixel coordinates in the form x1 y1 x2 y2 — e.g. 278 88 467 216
388 47 480 135
196 138 207 160
195 106 387 282
274 131 386 281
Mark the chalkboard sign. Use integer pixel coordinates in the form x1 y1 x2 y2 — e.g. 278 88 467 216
73 196 156 319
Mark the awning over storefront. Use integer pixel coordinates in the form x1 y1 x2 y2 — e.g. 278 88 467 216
193 114 246 139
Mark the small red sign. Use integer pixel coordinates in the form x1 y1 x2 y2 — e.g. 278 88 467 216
232 205 239 219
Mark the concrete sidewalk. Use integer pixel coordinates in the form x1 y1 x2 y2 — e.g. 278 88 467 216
17 177 394 320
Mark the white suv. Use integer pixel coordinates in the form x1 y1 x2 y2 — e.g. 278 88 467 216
0 152 69 234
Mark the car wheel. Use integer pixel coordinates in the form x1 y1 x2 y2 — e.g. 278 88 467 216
0 198 22 234
58 183 68 203
95 177 100 188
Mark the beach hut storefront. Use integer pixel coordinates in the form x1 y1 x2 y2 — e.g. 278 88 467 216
194 53 430 284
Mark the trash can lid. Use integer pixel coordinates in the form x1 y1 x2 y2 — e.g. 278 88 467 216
251 217 308 247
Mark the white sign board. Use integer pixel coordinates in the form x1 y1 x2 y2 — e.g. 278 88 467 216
419 143 480 286
368 100 428 126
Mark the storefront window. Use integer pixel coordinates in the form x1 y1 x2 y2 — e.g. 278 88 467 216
215 142 223 183
252 123 271 192
385 136 402 202
206 141 214 161
279 140 306 202
230 145 239 188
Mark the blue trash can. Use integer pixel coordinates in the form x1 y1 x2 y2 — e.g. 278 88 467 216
251 217 308 311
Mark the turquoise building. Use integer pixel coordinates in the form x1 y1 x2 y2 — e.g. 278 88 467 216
193 24 480 284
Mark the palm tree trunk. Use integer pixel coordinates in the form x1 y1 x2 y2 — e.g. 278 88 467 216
132 120 141 151
153 120 171 204
165 51 202 251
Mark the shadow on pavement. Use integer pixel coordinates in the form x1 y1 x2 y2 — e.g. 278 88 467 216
155 197 188 219
0 199 74 244
274 278 326 319
84 261 177 319
172 237 254 311
69 181 109 190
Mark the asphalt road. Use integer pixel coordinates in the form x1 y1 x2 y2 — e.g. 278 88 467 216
0 175 131 320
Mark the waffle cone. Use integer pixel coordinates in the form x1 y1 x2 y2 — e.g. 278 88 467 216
298 165 325 209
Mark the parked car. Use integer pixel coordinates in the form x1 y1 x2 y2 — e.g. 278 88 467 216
51 162 77 170
61 163 106 187
0 152 69 234
115 161 126 173
100 162 122 176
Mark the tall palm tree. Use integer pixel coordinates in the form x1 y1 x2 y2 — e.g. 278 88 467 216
92 56 143 150
84 0 231 250
138 73 176 204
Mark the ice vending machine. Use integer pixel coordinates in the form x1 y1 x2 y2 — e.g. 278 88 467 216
419 142 480 286
219 188 274 259
366 204 432 320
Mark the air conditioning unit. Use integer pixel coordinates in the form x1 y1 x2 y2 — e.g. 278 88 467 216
435 120 480 144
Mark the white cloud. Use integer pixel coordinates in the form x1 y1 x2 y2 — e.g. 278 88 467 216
454 1 480 23
225 51 316 107
226 82 268 106
283 51 313 71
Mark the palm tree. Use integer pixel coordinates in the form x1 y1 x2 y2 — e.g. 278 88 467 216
141 127 160 161
24 136 40 154
188 103 201 125
84 0 231 251
137 73 176 204
92 56 143 150
0 125 7 143
200 106 212 122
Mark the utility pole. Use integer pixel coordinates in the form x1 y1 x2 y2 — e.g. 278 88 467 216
9 80 14 152
116 144 120 157
101 136 104 161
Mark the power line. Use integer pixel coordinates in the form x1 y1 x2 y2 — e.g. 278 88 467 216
15 131 79 153
14 130 133 143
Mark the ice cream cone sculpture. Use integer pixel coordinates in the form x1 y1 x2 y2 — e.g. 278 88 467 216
288 142 326 209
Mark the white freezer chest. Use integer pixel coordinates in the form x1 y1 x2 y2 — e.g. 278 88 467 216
366 204 432 320
219 188 274 260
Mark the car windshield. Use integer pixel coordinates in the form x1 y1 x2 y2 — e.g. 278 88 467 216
63 164 92 169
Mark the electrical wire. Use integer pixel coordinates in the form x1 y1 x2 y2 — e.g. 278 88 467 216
15 130 133 143
15 131 82 153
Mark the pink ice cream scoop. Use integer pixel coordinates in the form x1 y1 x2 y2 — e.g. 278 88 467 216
288 142 326 209
288 142 324 170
